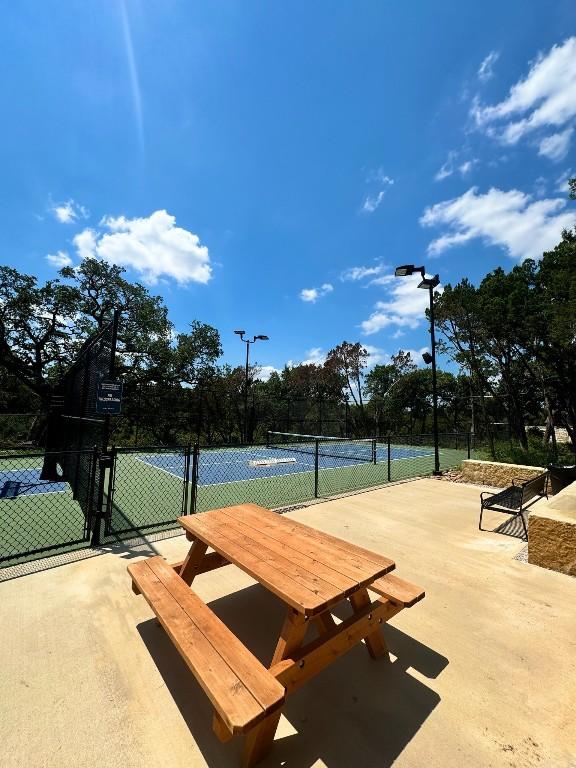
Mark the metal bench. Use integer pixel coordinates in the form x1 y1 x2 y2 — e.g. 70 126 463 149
479 471 548 539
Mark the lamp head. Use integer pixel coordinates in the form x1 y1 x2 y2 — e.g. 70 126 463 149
234 330 245 336
422 351 433 365
418 274 440 290
394 265 415 277
255 335 269 341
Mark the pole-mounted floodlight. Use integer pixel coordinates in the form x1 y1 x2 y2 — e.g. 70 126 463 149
396 263 441 476
394 264 425 278
234 330 269 443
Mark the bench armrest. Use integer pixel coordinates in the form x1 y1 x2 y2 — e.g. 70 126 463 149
480 490 496 502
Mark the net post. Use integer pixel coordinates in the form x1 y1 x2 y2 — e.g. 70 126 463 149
314 439 319 498
387 434 391 482
266 430 271 449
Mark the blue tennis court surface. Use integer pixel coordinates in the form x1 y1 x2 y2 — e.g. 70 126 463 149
137 444 433 485
0 468 69 499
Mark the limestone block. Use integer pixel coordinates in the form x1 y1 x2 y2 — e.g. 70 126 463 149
461 460 545 488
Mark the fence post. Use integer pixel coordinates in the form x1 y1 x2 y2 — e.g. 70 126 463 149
191 443 200 513
314 439 319 498
387 434 391 482
467 432 471 460
372 438 377 465
89 445 104 547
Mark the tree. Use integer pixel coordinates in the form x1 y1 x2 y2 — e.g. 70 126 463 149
0 259 222 413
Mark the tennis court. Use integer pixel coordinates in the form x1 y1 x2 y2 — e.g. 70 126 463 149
1 438 469 567
137 442 433 485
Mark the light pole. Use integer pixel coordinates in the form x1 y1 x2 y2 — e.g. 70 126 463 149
395 265 441 475
234 330 269 443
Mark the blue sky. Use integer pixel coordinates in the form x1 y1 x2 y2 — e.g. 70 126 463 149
1 1 575 378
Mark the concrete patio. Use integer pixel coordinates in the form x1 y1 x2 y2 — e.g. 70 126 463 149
1 478 575 768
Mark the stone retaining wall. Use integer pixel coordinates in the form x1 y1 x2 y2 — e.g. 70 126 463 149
528 481 576 577
461 459 545 488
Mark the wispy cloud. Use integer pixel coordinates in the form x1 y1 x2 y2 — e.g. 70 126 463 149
471 37 576 160
478 51 499 83
340 264 385 282
361 171 394 213
360 273 441 335
435 152 478 181
299 283 333 303
538 127 574 161
420 186 574 261
73 210 212 285
50 199 89 223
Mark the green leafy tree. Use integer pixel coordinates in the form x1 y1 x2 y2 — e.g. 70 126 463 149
0 259 222 414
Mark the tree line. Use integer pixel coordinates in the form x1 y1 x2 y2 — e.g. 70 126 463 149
1 192 574 453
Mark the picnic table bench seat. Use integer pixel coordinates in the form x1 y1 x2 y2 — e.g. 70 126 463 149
369 572 425 607
479 471 548 539
128 555 285 736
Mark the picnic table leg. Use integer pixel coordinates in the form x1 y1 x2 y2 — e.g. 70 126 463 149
178 538 208 585
349 587 390 661
241 609 308 768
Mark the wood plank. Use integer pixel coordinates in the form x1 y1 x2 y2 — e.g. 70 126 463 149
199 504 395 586
170 552 230 578
147 557 285 715
185 513 329 614
212 509 357 594
270 597 402 696
242 609 308 768
128 559 268 733
369 573 425 608
192 514 342 608
178 539 208 585
349 587 389 660
241 504 395 571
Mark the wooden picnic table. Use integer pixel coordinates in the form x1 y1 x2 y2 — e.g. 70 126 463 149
129 503 425 767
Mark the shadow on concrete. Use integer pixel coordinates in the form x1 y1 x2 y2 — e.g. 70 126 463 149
493 514 528 541
137 583 446 767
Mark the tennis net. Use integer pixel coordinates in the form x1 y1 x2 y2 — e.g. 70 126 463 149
266 431 377 464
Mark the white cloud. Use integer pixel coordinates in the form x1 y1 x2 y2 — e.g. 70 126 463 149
286 347 327 367
361 173 394 213
362 190 386 213
299 283 333 303
340 264 385 282
435 152 478 181
556 168 573 193
254 365 280 382
435 151 457 181
45 250 73 268
478 51 499 83
51 199 89 223
72 210 212 285
538 127 574 161
360 273 440 335
472 37 576 156
420 186 574 261
458 159 478 175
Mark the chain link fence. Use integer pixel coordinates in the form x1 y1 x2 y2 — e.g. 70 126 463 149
0 449 96 566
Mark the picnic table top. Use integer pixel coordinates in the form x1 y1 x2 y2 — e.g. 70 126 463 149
178 503 396 615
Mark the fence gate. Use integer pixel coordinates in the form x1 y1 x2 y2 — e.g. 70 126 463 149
101 445 192 540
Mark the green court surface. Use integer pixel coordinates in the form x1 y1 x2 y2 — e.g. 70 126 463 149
1 444 468 567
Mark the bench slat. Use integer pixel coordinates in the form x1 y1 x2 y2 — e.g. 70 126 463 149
128 557 284 733
369 573 425 607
